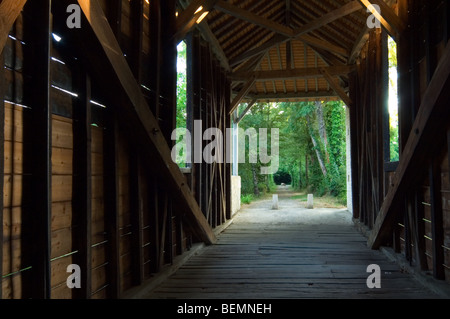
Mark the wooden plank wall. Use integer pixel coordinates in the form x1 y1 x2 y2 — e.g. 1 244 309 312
1 0 231 299
352 0 450 284
189 32 231 230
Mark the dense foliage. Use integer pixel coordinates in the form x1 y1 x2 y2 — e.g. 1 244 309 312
237 101 348 204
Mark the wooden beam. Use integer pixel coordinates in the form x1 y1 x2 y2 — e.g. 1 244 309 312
178 0 230 73
300 34 348 57
107 0 122 38
103 109 121 298
72 67 92 299
228 75 256 115
229 34 285 67
348 25 369 64
196 20 230 71
0 0 27 54
130 0 143 81
368 41 450 249
215 0 294 38
358 0 406 41
320 67 352 106
29 0 52 299
228 2 358 67
246 90 338 101
231 65 355 81
235 99 256 124
76 0 216 245
292 1 362 36
174 0 218 43
429 160 445 279
160 0 177 144
0 52 5 300
129 148 144 286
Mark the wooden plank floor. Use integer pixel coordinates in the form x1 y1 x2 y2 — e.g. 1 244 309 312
144 190 440 299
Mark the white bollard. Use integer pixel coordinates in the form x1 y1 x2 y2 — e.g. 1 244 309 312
306 194 314 209
272 194 279 210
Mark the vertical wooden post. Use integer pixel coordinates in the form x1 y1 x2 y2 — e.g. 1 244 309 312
149 180 160 273
158 192 168 269
397 0 414 155
176 215 184 256
149 0 161 117
446 0 450 42
429 160 445 279
108 0 122 45
72 66 92 299
103 109 121 298
105 4 123 294
348 71 360 220
29 0 52 299
0 52 5 300
414 190 428 270
159 0 177 144
166 200 174 265
225 78 232 220
129 147 144 286
130 0 143 82
404 196 412 262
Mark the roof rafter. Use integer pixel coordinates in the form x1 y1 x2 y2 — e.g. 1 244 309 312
214 0 294 38
229 75 257 115
230 65 356 81
246 90 338 101
178 0 230 71
320 67 352 106
174 0 217 42
228 1 361 67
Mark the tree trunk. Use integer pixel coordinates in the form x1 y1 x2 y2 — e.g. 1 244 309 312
315 101 329 163
298 160 302 188
306 115 328 178
305 154 308 184
251 163 260 196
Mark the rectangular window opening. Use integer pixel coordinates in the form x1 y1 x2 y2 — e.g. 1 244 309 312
388 35 399 162
175 40 188 168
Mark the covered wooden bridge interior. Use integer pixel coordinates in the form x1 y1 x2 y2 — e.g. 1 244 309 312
0 0 450 299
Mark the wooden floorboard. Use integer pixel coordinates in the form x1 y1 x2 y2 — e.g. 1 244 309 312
144 191 441 299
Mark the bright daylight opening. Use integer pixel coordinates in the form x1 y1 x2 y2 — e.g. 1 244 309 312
388 36 399 162
174 40 188 167
237 101 347 209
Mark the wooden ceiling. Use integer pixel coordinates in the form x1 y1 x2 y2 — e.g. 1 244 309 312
177 0 383 105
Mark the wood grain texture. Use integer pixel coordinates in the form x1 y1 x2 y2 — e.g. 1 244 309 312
144 195 440 299
0 0 27 55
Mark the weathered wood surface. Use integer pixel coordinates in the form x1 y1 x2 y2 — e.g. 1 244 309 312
145 194 440 299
